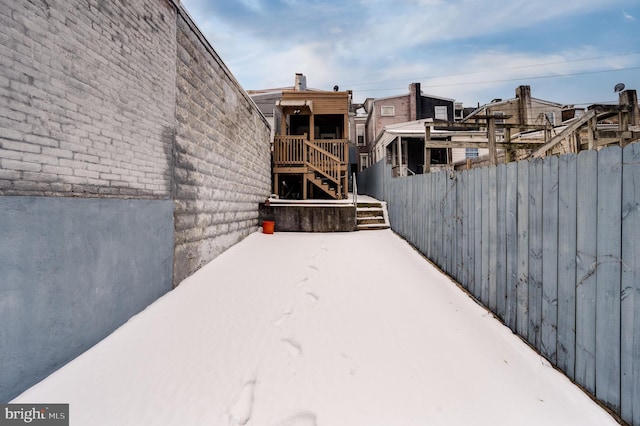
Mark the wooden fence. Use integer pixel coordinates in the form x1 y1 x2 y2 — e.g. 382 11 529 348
358 142 640 426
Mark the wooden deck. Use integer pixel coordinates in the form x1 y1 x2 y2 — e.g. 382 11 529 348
273 135 349 199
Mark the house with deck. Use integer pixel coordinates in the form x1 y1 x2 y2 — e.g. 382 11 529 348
272 75 352 200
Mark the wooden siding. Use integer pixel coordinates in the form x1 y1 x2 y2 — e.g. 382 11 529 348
280 91 349 114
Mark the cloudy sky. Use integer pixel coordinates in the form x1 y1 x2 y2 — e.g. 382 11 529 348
181 0 640 108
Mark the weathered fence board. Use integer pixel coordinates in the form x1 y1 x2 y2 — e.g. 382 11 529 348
423 174 436 259
575 149 598 394
557 153 577 379
517 160 530 337
436 172 444 268
474 168 483 298
447 171 455 275
457 172 465 285
528 159 544 348
621 142 640 426
495 164 507 321
541 156 559 364
449 173 457 277
481 167 490 305
458 171 468 284
488 166 498 312
418 176 426 256
467 170 479 294
505 162 519 332
595 146 622 411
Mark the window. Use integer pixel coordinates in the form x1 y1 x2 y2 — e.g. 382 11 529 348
493 111 505 134
380 105 395 116
356 124 365 146
454 102 464 120
359 153 369 172
465 148 479 158
434 106 448 121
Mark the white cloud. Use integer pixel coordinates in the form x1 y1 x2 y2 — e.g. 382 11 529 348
237 0 263 13
182 0 639 107
623 11 636 22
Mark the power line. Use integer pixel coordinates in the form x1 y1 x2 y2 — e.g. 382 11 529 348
343 51 640 88
353 66 640 93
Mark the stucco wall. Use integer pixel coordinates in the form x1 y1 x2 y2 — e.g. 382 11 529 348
0 196 174 401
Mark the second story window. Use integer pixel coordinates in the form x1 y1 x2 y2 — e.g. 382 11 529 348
356 124 365 145
381 105 395 116
434 106 448 121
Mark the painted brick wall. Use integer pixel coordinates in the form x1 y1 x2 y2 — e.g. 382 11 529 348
0 0 272 286
173 13 272 284
0 0 176 198
0 0 271 402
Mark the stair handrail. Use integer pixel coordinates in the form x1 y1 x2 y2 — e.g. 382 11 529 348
352 172 358 223
352 172 357 206
304 140 342 185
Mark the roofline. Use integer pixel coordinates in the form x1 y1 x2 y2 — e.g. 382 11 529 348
465 96 564 120
370 92 455 103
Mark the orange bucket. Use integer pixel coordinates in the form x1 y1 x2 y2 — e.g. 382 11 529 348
262 220 275 234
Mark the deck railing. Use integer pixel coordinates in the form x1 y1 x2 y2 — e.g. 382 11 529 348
273 136 349 166
273 135 349 198
305 140 342 185
273 135 306 165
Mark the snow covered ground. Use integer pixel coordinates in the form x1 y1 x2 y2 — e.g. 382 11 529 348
13 229 619 426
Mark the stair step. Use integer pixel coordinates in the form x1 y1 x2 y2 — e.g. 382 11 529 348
358 218 386 225
357 223 390 230
354 200 390 230
356 216 384 220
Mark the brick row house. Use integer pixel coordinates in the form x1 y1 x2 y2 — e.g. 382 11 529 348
354 82 457 175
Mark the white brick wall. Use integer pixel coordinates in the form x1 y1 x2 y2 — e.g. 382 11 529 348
172 13 271 284
1 0 272 285
0 0 176 197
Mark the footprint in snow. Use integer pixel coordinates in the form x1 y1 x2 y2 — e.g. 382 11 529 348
305 292 319 305
273 411 317 426
341 352 356 376
228 379 256 426
308 264 319 271
297 276 309 287
281 338 302 359
272 308 294 326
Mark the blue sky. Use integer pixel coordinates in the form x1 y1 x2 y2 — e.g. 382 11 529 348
181 0 640 108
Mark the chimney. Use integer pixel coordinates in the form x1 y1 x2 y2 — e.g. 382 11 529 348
409 83 421 121
294 73 307 91
619 89 639 127
515 85 532 126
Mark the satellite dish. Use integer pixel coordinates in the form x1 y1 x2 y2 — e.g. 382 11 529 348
614 83 625 93
333 85 339 92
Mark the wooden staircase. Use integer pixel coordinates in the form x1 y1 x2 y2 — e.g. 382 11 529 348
305 139 346 199
356 201 390 230
272 135 348 200
307 172 340 199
